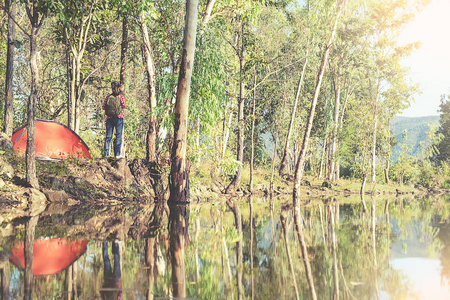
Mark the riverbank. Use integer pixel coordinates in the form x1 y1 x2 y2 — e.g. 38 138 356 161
1 133 449 210
0 154 442 204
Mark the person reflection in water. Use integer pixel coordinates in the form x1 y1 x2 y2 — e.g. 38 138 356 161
101 241 123 300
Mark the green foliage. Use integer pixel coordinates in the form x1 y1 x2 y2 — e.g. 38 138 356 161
217 152 243 177
435 161 450 189
437 95 450 163
415 160 435 188
1 0 440 191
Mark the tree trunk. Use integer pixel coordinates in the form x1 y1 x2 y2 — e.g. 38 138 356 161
371 110 378 183
73 261 78 299
139 11 158 162
201 0 216 28
222 109 233 159
68 53 76 129
293 1 342 205
226 41 245 194
119 15 128 94
328 73 341 181
65 33 72 129
65 266 73 300
269 132 277 205
168 0 198 297
249 74 256 193
360 173 367 195
318 140 326 179
3 0 16 137
168 0 198 205
360 175 368 213
279 55 308 176
334 90 352 182
65 4 95 133
1 253 10 300
25 1 42 188
334 161 340 181
384 119 391 184
74 56 81 134
195 116 200 148
370 79 381 183
384 159 390 184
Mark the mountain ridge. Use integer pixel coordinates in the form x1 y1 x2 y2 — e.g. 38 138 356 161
391 115 439 161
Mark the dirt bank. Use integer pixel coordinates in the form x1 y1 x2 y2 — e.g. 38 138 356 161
1 132 446 213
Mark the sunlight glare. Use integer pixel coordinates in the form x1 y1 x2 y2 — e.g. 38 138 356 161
398 0 450 117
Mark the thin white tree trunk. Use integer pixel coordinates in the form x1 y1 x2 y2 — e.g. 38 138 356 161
250 74 256 192
329 76 341 181
139 11 158 161
279 54 309 176
370 79 380 183
201 0 216 28
293 1 343 203
222 110 233 159
292 2 344 298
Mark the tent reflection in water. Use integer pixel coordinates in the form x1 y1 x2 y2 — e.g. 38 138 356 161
9 238 89 276
11 119 92 159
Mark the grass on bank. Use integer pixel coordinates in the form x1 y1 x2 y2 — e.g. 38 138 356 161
189 161 418 195
2 151 419 198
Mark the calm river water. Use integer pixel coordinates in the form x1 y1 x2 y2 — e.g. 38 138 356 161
1 194 450 299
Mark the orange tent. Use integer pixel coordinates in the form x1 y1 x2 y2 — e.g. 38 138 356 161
9 238 89 276
11 119 91 159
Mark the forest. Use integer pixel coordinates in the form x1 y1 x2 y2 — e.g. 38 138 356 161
1 0 450 195
4 0 450 298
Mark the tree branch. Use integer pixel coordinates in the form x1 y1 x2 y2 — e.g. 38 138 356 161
0 2 31 38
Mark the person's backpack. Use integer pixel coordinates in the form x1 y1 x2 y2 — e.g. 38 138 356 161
104 94 121 117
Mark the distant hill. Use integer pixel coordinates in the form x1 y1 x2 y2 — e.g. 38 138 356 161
391 115 440 162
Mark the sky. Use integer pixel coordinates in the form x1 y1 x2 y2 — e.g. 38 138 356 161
398 0 450 117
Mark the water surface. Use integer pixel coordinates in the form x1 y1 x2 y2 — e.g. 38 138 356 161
1 194 450 299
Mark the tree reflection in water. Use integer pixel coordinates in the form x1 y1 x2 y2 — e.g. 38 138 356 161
1 194 450 298
168 202 189 299
24 215 38 300
227 198 244 300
